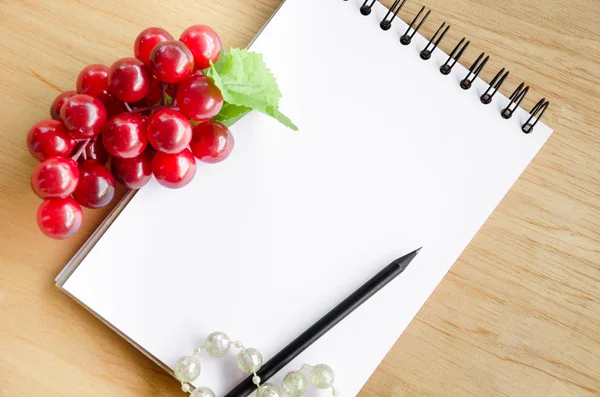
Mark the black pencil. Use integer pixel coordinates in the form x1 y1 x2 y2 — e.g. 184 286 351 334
223 247 422 397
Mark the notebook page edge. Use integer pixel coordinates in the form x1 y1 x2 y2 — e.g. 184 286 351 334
56 189 138 286
56 283 173 375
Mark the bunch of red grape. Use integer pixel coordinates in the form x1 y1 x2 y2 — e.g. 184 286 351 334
28 25 235 240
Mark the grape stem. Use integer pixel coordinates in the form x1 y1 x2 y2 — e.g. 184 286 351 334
171 86 178 106
71 139 91 161
160 83 167 106
130 104 179 113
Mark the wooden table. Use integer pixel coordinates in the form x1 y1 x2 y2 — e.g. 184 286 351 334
1 0 598 396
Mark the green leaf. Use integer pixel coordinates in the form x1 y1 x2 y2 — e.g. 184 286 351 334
264 106 298 131
207 48 296 130
210 50 229 74
213 103 251 127
208 48 281 108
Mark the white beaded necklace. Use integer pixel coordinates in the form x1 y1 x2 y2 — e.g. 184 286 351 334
174 331 339 397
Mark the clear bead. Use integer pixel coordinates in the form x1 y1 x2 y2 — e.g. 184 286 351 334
181 383 192 393
300 364 312 373
190 387 216 397
310 364 335 389
257 382 281 397
252 374 261 385
204 332 231 358
332 387 340 396
237 348 263 373
233 340 243 348
282 371 307 397
174 356 201 383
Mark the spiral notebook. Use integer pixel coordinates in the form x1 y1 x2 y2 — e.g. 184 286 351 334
57 0 553 395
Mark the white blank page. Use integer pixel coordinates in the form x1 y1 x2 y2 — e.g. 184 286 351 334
61 0 553 395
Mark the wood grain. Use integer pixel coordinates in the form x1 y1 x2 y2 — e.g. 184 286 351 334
0 0 598 396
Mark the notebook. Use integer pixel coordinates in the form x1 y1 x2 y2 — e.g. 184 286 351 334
57 0 553 395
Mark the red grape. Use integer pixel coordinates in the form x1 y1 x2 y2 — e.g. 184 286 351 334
50 91 77 120
37 197 83 239
102 113 148 158
73 160 116 208
27 119 76 161
145 76 162 106
108 57 152 103
150 40 194 84
111 149 154 189
31 157 79 198
152 149 196 189
134 27 173 67
79 136 109 165
99 93 128 118
147 109 192 153
190 121 234 163
176 75 223 120
60 94 107 138
76 64 109 98
180 25 222 70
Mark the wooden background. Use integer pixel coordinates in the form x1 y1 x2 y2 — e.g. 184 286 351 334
0 0 599 396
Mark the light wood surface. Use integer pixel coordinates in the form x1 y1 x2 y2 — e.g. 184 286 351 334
1 0 599 396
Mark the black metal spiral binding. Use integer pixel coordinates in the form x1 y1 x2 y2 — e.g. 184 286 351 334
522 98 549 133
480 68 509 104
440 38 470 75
460 52 489 90
501 83 529 119
360 0 377 15
420 22 450 60
347 0 549 132
400 6 430 45
380 0 408 30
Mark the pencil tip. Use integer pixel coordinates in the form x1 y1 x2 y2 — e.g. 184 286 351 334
392 246 422 273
